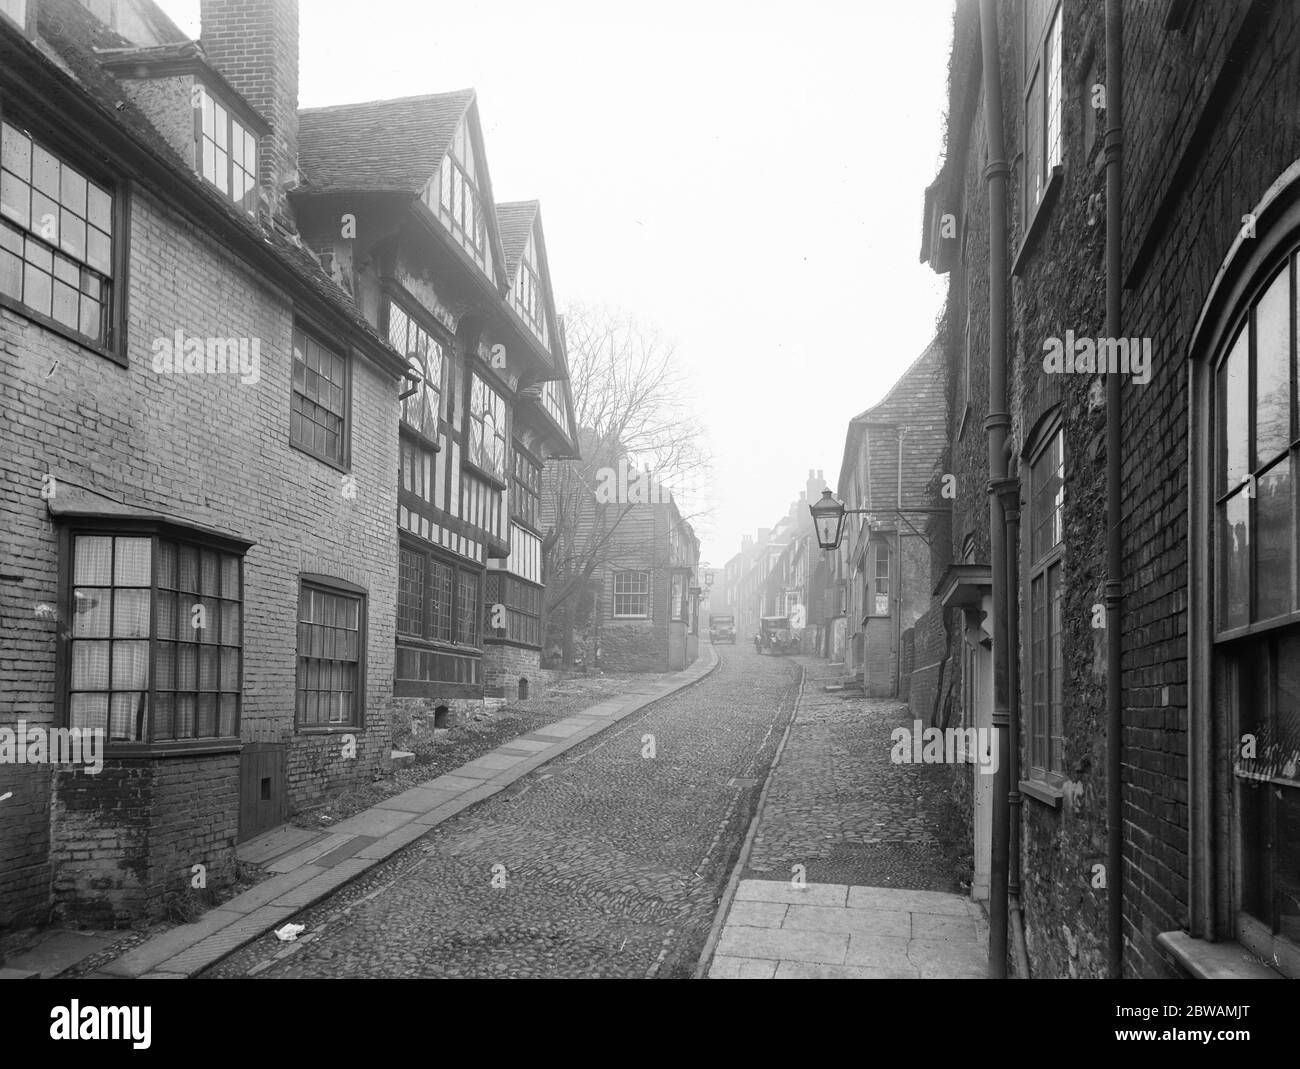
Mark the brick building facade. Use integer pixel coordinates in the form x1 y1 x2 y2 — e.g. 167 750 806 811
914 0 1300 978
0 0 576 929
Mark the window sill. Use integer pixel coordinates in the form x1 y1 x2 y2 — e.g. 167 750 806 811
400 424 441 453
1156 931 1286 979
612 615 649 622
397 635 483 656
289 436 350 474
99 739 243 759
1019 778 1063 807
297 724 361 735
0 295 125 366
1012 164 1064 277
461 457 508 492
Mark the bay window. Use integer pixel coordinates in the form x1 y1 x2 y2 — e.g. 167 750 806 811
484 573 542 648
396 539 483 693
64 524 248 747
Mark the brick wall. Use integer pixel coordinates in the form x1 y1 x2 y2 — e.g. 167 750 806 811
930 0 1300 978
49 754 239 926
483 642 544 701
0 179 397 926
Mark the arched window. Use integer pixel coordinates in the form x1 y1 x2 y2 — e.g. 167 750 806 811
1210 248 1300 964
1190 193 1300 974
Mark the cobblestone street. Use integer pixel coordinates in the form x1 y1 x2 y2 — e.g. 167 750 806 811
201 647 799 978
743 658 969 891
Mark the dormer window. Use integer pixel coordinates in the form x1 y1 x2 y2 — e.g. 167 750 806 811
424 121 493 277
195 85 258 214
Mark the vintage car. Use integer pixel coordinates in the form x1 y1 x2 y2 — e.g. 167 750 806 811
755 615 799 654
708 614 736 643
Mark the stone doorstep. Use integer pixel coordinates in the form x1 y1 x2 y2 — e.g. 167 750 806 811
236 824 324 868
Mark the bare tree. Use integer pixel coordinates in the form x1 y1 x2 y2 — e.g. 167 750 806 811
542 303 711 666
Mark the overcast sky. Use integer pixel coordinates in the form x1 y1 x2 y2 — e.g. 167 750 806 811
160 0 954 570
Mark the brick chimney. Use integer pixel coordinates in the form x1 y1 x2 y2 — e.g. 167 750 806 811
200 0 299 225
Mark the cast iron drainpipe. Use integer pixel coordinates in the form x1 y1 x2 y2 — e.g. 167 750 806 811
978 0 1012 979
1104 0 1125 980
994 449 1031 977
896 426 905 696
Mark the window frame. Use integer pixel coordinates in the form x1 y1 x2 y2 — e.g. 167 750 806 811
1201 240 1300 972
395 537 484 695
192 83 258 216
671 572 686 622
1024 417 1066 786
1213 256 1300 641
466 369 509 486
294 575 367 733
511 446 542 532
55 518 250 756
289 320 353 471
386 295 447 449
613 569 651 620
0 99 129 362
484 572 543 649
1022 0 1064 236
866 539 891 618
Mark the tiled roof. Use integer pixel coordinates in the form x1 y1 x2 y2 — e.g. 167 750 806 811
297 90 475 194
5 0 401 367
496 200 538 280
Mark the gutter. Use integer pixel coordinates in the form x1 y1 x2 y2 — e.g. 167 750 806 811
978 0 1012 980
1104 0 1126 980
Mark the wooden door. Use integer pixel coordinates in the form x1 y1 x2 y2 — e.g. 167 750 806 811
238 740 286 842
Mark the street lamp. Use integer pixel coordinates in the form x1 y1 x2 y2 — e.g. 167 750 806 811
809 489 869 550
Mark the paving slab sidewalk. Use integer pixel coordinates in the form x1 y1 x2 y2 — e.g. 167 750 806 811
87 646 717 980
702 656 988 979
